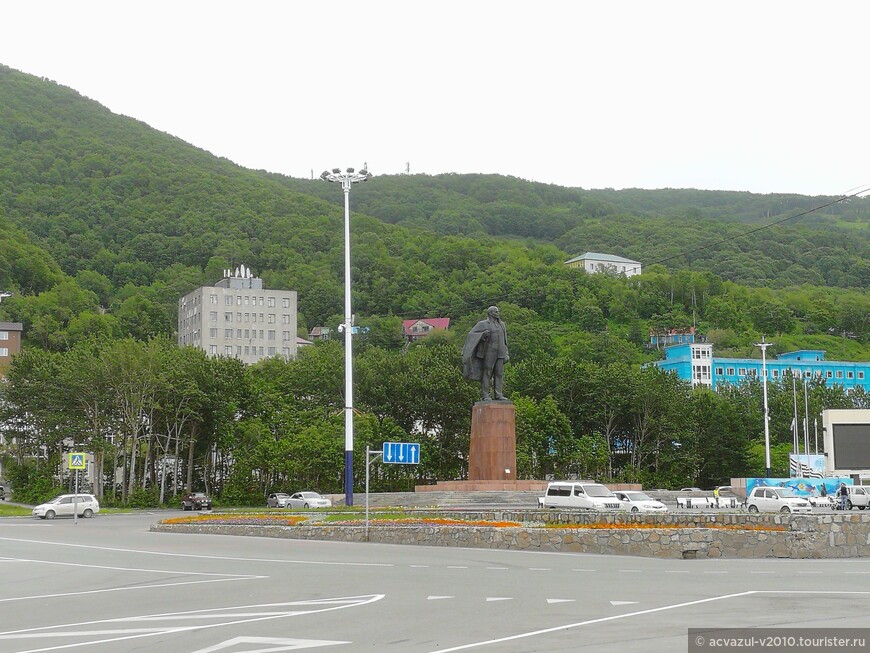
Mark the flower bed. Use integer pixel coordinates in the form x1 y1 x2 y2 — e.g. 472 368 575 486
545 521 787 532
162 513 309 526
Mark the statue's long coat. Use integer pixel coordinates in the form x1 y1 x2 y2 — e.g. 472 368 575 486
461 318 508 381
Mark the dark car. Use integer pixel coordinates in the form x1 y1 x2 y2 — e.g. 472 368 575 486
181 492 212 511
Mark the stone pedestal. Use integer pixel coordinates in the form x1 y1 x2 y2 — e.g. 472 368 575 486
468 401 516 481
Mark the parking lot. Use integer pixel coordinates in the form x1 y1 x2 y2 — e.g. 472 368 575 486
3 511 870 652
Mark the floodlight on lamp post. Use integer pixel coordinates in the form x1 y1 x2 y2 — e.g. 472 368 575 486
755 336 772 478
319 166 372 506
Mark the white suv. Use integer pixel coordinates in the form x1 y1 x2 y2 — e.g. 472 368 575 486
836 485 870 511
32 494 100 519
539 481 625 511
745 487 812 514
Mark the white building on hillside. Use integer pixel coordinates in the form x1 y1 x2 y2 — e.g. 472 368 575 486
564 252 642 277
177 265 298 364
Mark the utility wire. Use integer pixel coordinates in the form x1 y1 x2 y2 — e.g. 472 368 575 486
426 185 870 319
348 185 870 323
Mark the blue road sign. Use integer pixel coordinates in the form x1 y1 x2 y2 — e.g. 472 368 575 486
382 442 420 465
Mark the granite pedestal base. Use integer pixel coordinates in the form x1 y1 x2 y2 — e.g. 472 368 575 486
468 400 516 481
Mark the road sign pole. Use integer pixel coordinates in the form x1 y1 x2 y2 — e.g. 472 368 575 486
365 447 383 541
73 469 79 526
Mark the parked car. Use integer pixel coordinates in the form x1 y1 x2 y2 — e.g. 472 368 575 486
745 487 812 514
0 481 9 501
267 492 291 508
287 491 332 509
181 492 212 511
807 495 836 508
538 481 624 511
834 485 870 511
32 494 99 520
613 490 668 513
680 487 703 492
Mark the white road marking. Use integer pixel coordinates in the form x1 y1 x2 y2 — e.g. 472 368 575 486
447 566 468 569
610 601 637 606
2 556 259 577
485 598 512 602
0 595 383 653
529 567 551 571
704 571 728 574
410 565 429 568
546 599 575 604
0 536 392 567
617 569 641 573
750 571 774 574
572 568 596 572
432 591 756 652
798 571 823 574
664 570 690 573
191 636 349 652
485 567 508 570
434 590 870 653
427 596 454 600
0 577 262 605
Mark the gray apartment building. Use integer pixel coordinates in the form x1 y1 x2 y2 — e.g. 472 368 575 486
177 266 298 364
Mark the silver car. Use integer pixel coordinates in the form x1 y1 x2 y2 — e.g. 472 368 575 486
614 490 668 513
745 487 812 514
266 492 291 508
288 492 332 509
33 494 100 519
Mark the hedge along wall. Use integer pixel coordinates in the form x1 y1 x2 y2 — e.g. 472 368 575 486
151 511 870 559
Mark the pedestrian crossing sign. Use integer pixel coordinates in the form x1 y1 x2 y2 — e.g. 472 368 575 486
69 453 86 470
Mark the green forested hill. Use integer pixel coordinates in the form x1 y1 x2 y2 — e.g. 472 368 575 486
277 174 870 289
0 64 867 358
3 65 870 499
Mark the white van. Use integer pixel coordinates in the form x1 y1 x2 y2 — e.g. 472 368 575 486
539 481 624 511
836 485 870 510
32 494 100 519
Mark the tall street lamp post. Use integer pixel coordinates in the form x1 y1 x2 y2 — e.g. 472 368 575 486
320 167 371 506
755 337 772 478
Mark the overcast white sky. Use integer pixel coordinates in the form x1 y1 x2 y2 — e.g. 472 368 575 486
2 1 868 196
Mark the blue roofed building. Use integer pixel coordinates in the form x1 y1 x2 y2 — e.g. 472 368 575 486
653 343 870 392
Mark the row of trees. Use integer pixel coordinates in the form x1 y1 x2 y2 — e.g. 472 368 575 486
2 333 866 505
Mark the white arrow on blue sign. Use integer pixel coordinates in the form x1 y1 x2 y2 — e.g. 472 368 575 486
382 442 420 465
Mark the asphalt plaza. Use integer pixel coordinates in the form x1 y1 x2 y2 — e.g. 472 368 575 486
1 512 870 652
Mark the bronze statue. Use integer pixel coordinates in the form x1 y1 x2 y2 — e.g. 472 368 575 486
462 306 509 401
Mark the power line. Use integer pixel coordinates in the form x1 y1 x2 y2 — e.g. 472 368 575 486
648 186 870 269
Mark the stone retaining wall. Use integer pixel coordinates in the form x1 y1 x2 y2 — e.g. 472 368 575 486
150 511 870 559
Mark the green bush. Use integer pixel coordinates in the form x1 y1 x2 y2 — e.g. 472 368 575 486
3 459 63 505
126 487 161 508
